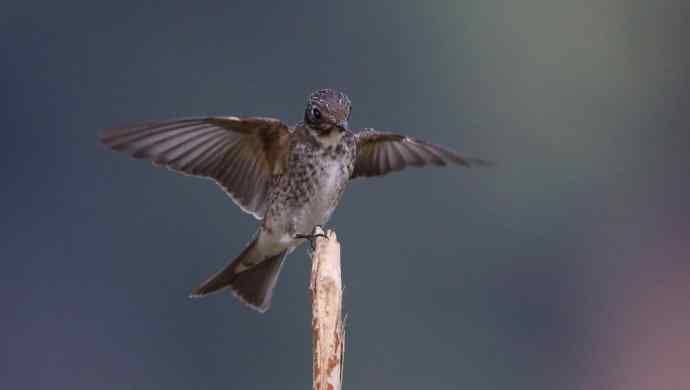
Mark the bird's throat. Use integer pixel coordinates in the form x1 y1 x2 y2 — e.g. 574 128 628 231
316 127 343 148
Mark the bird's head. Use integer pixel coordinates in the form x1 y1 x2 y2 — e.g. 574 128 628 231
304 89 351 141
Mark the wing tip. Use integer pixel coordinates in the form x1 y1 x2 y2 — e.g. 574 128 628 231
98 127 118 145
462 157 493 167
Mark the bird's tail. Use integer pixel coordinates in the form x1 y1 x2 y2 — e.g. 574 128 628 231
190 238 288 313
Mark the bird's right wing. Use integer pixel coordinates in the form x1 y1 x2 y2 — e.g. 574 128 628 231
101 116 290 219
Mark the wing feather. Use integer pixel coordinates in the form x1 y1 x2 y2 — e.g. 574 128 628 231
352 129 485 179
101 116 290 219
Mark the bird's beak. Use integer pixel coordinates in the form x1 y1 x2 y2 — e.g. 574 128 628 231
337 120 349 132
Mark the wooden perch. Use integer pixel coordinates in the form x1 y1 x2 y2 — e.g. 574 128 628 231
310 227 345 390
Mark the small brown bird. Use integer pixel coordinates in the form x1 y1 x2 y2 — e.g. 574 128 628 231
101 89 484 312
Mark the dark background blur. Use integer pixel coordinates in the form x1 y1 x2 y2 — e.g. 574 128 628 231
2 1 689 389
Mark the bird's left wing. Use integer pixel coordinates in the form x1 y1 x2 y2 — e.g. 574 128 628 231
351 129 485 179
101 116 290 219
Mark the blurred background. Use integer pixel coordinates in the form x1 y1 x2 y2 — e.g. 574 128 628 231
2 1 689 389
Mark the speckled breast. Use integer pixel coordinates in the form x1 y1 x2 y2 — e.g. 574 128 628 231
265 134 355 236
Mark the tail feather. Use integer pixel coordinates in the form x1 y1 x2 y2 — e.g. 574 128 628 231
190 239 257 297
228 252 287 312
190 238 288 313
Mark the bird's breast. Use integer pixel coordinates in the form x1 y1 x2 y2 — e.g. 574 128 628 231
298 157 349 228
265 140 354 238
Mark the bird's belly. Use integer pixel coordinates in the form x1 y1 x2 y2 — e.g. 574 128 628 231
295 160 348 233
298 193 337 232
264 155 350 245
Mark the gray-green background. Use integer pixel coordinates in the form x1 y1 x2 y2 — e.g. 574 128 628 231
3 1 689 389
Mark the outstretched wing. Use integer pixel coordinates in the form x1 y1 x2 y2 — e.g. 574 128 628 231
101 116 290 219
352 129 485 179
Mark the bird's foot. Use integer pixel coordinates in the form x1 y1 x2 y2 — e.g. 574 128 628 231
295 232 328 240
295 226 328 250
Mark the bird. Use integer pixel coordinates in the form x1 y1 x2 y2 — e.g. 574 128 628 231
100 89 485 312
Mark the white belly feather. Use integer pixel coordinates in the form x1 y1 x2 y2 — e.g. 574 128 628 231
258 156 349 257
298 159 346 233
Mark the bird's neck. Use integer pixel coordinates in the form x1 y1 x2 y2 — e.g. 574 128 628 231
301 123 345 149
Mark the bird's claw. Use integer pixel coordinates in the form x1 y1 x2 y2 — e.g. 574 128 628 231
295 226 328 250
295 232 328 240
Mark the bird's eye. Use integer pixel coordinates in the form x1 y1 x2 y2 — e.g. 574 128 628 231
312 108 321 120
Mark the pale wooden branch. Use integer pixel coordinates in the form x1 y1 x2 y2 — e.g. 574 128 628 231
310 227 345 390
